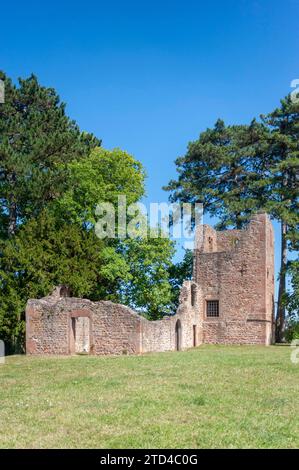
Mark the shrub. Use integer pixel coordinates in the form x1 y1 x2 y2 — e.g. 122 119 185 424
285 318 299 342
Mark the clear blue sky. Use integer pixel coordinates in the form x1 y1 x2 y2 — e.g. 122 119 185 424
1 0 298 298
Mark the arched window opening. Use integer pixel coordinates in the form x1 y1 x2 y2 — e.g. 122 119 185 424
208 236 214 251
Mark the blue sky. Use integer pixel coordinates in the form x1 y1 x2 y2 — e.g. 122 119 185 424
1 0 298 298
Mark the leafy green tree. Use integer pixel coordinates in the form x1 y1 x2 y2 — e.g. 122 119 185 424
0 71 99 238
0 101 175 348
0 71 184 351
117 233 175 320
55 147 175 320
56 147 145 225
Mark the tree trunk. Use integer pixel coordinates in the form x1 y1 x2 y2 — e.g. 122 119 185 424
8 201 17 237
276 221 287 342
8 172 17 237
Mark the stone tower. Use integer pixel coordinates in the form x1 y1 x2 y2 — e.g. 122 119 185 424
192 213 275 345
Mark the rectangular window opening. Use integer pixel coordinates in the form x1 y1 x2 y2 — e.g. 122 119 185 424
206 300 219 317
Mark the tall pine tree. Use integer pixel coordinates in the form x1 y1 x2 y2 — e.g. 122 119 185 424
0 71 100 238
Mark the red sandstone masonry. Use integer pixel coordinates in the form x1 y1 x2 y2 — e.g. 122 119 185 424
194 213 274 345
26 284 196 355
26 213 274 355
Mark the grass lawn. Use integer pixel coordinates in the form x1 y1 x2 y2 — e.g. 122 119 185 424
0 345 298 448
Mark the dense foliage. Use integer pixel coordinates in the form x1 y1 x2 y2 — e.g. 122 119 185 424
0 73 181 351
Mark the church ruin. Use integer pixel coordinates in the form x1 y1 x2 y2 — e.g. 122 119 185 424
26 213 275 355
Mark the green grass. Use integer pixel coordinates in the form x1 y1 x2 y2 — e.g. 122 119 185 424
0 345 298 448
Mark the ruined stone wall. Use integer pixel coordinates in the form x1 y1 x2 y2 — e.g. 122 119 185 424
193 213 274 345
26 213 274 355
26 283 197 355
91 301 141 355
140 281 198 353
26 298 70 355
26 296 143 355
216 229 243 252
140 316 175 353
